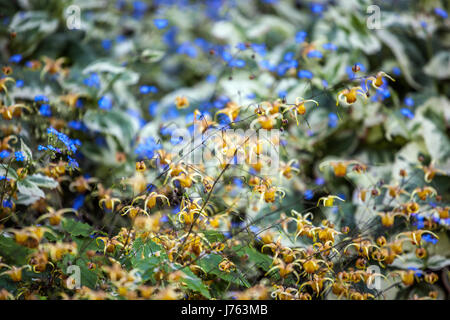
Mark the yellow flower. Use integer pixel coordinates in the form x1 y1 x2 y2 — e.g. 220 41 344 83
336 86 366 106
175 96 189 109
365 71 395 89
0 77 15 92
283 97 318 126
317 195 344 207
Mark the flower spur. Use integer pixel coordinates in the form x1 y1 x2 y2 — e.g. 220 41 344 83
283 97 319 126
336 86 367 106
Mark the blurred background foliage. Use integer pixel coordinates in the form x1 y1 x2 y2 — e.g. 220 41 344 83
0 0 449 299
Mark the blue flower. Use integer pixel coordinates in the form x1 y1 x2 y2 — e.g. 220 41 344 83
68 156 79 169
278 90 287 99
434 8 448 19
39 104 52 117
221 51 233 62
298 69 313 79
251 43 267 56
370 82 391 102
304 189 314 200
206 74 217 83
83 73 101 88
310 3 325 15
229 59 246 68
72 194 86 210
284 52 295 61
322 43 337 51
132 1 148 19
415 216 425 229
306 50 323 59
177 42 197 58
98 96 113 110
68 120 86 131
315 177 325 186
140 85 158 94
148 101 158 117
135 137 160 159
154 18 169 29
47 127 81 154
423 234 438 244
328 113 338 128
9 54 22 64
163 27 178 48
276 61 297 76
2 199 13 208
249 225 260 234
34 95 49 103
236 42 247 51
259 60 275 72
102 39 112 50
14 151 25 162
400 108 414 119
231 221 244 229
404 97 414 107
408 267 423 277
116 35 127 43
295 31 307 43
16 79 24 88
0 150 10 159
392 67 401 76
213 95 230 108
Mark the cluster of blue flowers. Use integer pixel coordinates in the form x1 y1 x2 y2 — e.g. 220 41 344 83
400 97 415 119
135 137 161 160
38 127 81 168
15 151 26 162
34 95 52 117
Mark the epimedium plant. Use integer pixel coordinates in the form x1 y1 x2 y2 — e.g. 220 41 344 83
0 0 449 300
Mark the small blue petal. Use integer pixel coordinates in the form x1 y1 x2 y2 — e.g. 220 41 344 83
154 18 169 29
298 69 313 79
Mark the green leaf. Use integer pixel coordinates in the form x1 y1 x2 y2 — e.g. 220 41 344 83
0 235 33 265
426 255 450 271
140 49 165 63
391 253 424 270
202 230 226 243
232 245 272 271
130 238 164 280
376 29 421 89
27 174 58 189
60 255 99 289
83 61 139 86
20 139 33 161
83 109 139 152
419 118 450 162
16 179 45 205
197 253 250 288
179 266 211 299
424 51 450 79
0 164 18 180
9 11 59 55
62 218 93 237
